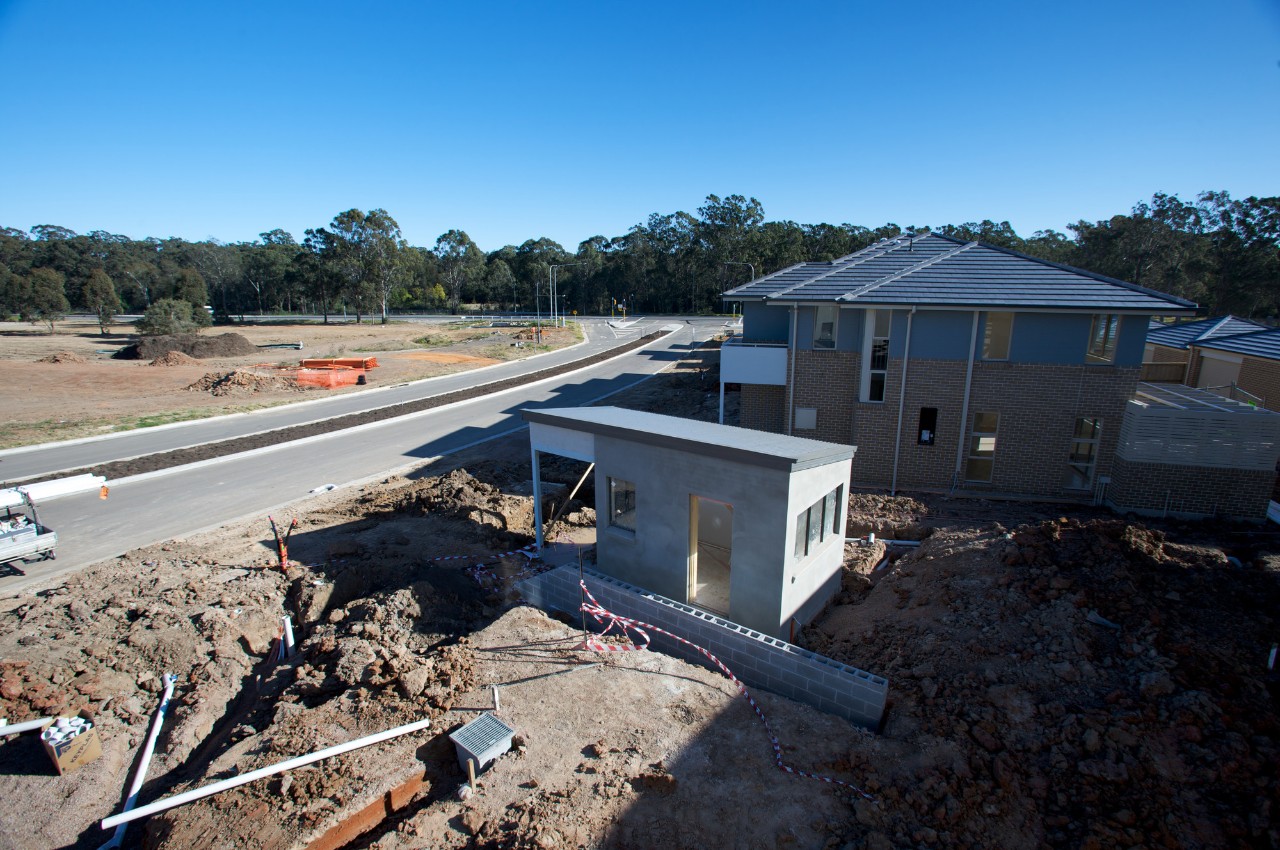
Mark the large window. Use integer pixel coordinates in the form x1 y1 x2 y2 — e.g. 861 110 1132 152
814 306 836 349
1087 314 1120 363
860 310 891 402
1064 418 1102 490
794 484 844 559
965 412 999 483
982 312 1013 360
608 477 637 532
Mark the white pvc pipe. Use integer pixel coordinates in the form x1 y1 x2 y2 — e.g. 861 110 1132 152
492 686 500 712
98 673 176 850
100 717 432 829
281 616 295 657
0 717 53 735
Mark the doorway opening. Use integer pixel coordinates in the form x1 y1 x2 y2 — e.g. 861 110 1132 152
688 495 732 615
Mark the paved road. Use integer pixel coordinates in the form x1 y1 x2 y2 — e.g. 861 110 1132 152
0 319 723 595
0 317 664 482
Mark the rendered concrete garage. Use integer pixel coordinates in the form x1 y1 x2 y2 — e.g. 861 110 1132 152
523 407 855 638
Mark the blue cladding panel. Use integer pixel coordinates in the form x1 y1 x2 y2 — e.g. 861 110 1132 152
797 306 815 348
908 310 975 360
836 307 858 351
1010 313 1091 364
742 302 789 342
1116 315 1147 366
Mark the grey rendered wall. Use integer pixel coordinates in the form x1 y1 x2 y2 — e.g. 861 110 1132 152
592 435 793 636
517 566 888 730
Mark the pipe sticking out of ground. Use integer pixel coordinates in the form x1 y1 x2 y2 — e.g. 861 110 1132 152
98 673 177 850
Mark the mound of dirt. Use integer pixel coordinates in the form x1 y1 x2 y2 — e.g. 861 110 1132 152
187 370 300 396
36 351 87 364
149 350 200 366
115 332 259 360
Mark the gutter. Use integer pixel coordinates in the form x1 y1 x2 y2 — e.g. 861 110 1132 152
786 306 798 436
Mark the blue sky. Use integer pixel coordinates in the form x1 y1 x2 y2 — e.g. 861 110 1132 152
1 1 1277 252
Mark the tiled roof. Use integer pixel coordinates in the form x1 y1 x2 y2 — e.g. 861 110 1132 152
1194 328 1280 361
724 232 1197 313
1146 316 1267 350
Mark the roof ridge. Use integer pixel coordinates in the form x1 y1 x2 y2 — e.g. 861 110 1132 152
838 240 978 302
1198 315 1236 342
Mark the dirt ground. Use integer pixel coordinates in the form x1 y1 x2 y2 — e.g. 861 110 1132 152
0 345 1277 850
0 319 578 449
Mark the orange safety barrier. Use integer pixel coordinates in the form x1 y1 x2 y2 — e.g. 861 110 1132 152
295 367 362 388
299 357 379 370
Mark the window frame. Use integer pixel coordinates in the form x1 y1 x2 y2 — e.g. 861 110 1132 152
793 484 844 560
859 309 891 403
965 411 999 483
1087 314 1120 364
607 476 637 533
813 305 837 350
982 312 1014 361
1064 417 1102 490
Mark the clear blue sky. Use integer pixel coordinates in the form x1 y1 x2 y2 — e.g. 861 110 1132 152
1 1 1277 252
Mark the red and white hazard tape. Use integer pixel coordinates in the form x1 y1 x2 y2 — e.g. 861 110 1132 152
578 580 875 800
431 543 537 563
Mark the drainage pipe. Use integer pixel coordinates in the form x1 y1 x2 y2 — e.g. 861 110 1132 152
845 537 921 547
0 717 53 735
98 673 176 850
952 312 981 489
786 305 798 436
101 717 432 829
890 307 916 496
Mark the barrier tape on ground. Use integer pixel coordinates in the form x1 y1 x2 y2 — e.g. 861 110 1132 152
431 543 537 563
578 580 875 800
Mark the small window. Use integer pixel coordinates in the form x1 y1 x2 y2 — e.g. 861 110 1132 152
608 477 636 532
1064 417 1102 489
794 407 817 430
794 484 844 560
918 407 938 445
982 312 1013 360
814 306 836 349
1087 314 1120 363
860 310 891 402
966 412 999 482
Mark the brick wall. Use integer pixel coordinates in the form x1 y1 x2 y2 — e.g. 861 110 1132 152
1237 357 1280 412
1147 344 1189 364
1108 455 1274 520
740 384 786 433
517 565 888 730
741 350 1141 499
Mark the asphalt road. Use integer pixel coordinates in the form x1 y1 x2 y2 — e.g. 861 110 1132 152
0 319 723 595
0 317 662 482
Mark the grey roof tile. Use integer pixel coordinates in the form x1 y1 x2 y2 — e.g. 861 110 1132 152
1194 328 1280 361
1147 316 1268 349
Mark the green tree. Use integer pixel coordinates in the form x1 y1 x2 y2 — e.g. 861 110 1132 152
433 230 484 313
135 298 209 335
172 267 210 311
28 267 69 334
83 268 121 335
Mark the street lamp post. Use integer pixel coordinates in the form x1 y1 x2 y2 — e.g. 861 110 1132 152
549 262 587 328
724 262 755 319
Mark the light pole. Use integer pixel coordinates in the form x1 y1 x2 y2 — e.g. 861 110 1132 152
549 262 586 328
724 262 754 319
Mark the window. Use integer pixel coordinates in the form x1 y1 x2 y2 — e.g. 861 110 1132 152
918 407 938 446
860 310 891 402
1087 314 1120 363
814 306 836 349
982 312 1013 360
794 484 844 559
965 412 999 482
608 477 636 532
1064 418 1102 489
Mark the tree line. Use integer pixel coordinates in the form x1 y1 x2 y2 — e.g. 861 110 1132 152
1 190 1275 333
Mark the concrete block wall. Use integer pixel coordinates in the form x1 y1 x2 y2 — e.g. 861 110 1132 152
1108 455 1275 521
517 565 888 730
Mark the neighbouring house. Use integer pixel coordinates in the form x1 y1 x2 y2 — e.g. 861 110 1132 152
523 406 854 638
1185 327 1280 413
1142 315 1266 384
720 232 1199 501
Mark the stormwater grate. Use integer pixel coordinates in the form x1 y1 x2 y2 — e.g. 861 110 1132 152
449 712 515 772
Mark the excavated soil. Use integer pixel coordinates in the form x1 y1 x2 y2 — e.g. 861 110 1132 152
115 333 260 361
149 351 200 367
35 351 87 364
186 370 304 396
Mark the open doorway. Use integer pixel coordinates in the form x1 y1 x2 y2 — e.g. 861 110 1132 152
688 495 732 615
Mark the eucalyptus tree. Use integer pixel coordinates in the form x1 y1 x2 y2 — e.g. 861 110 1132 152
82 268 121 334
433 230 484 313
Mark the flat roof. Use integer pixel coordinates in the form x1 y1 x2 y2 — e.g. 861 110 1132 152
523 407 855 472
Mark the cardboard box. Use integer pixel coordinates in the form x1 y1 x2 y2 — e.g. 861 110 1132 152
41 720 102 775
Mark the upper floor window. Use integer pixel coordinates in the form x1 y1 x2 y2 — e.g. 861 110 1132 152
982 312 1013 360
860 310 891 402
814 306 836 349
1087 314 1120 363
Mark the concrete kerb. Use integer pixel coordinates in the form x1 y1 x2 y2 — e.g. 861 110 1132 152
517 565 889 730
0 320 597 460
